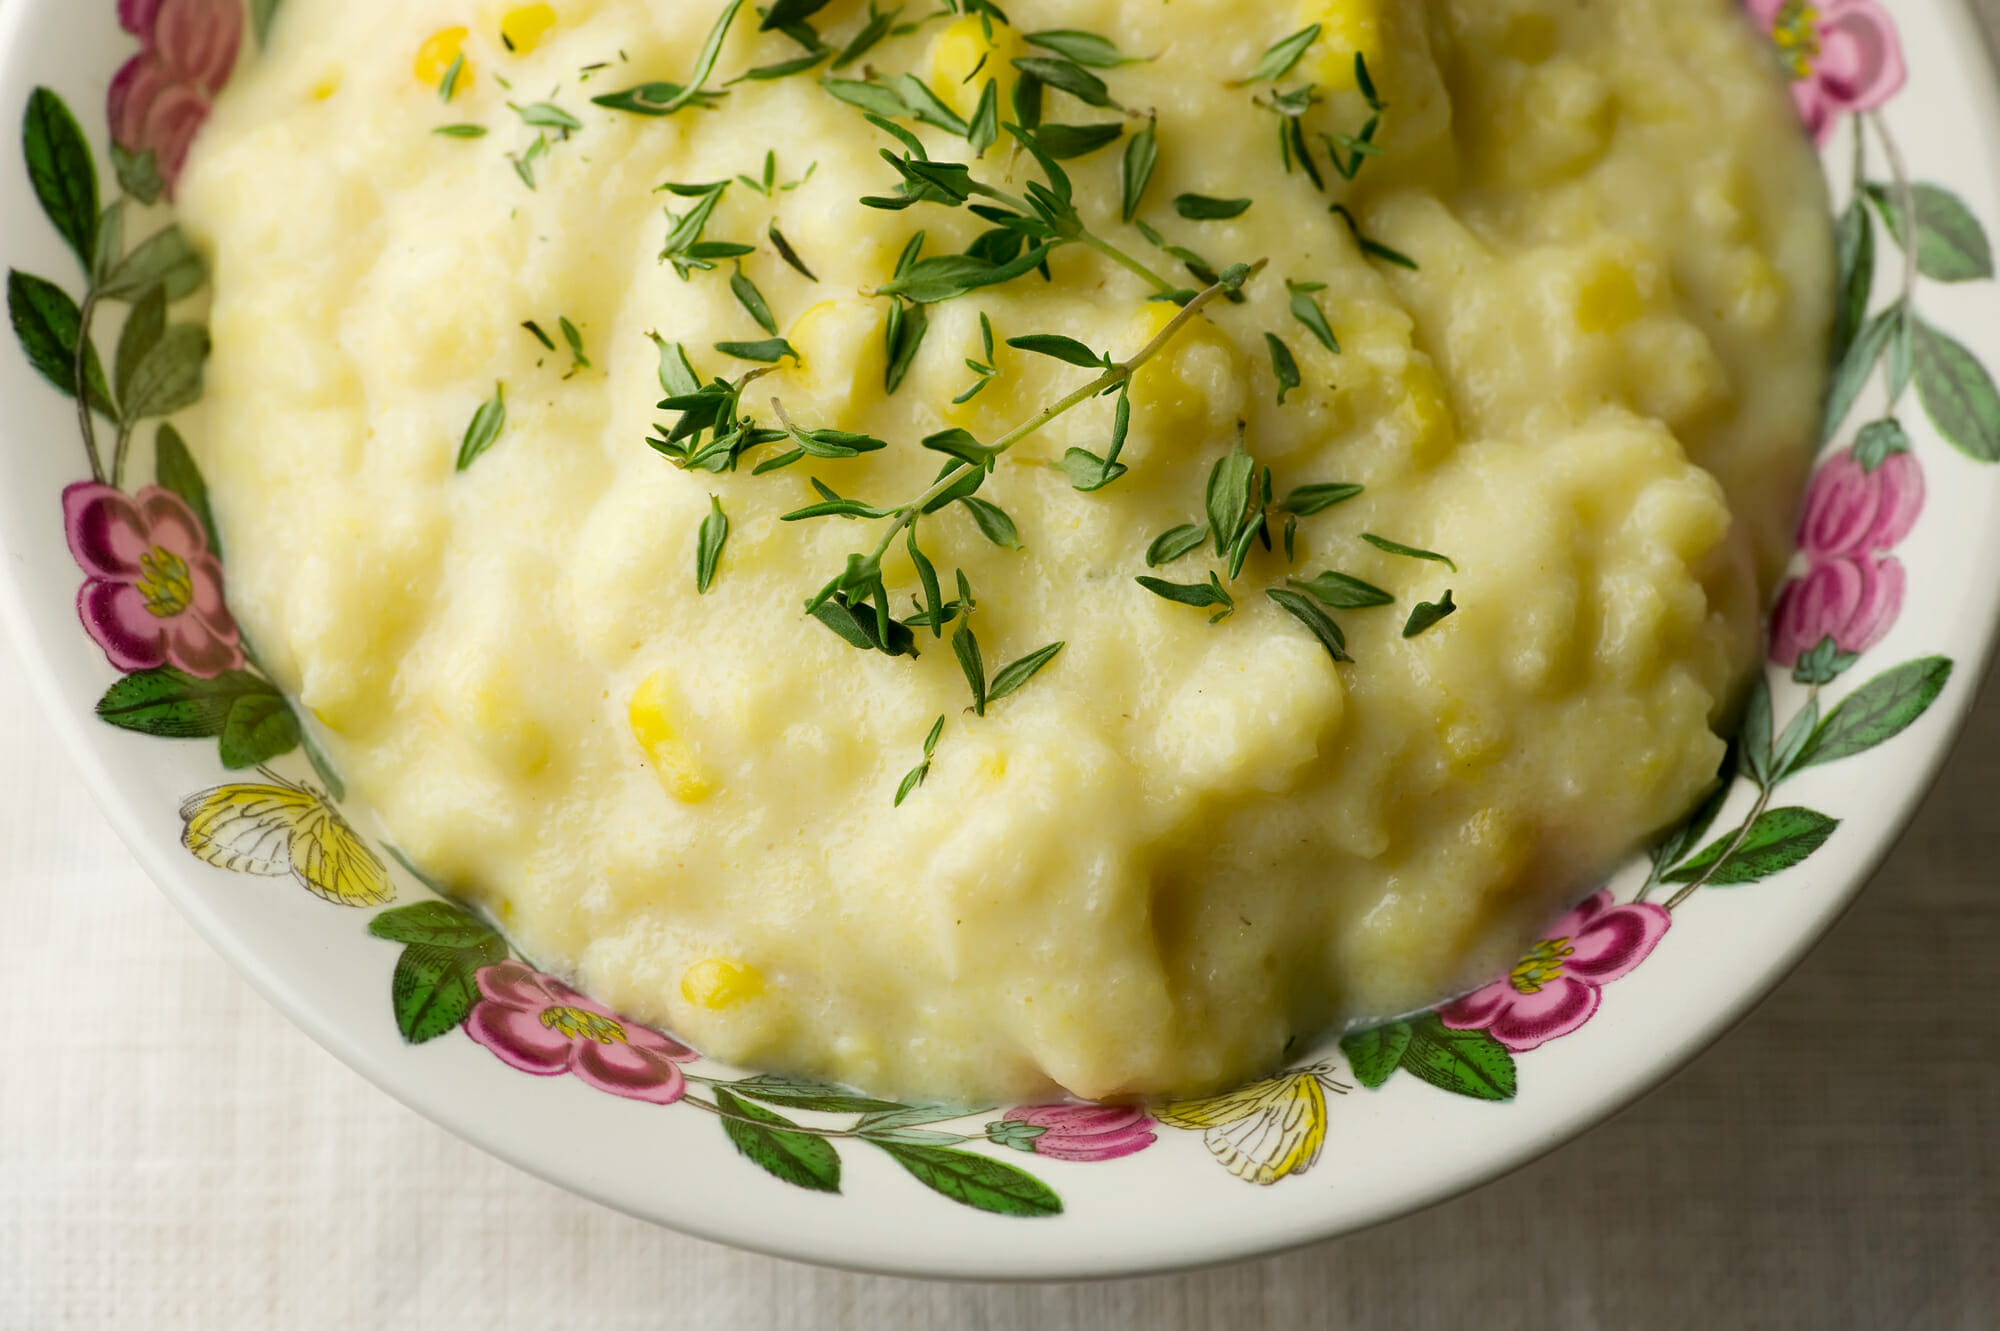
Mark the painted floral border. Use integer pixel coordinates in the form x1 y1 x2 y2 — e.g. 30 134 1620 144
3 0 1980 1210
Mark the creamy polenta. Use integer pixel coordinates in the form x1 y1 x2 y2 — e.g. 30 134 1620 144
177 0 1830 1101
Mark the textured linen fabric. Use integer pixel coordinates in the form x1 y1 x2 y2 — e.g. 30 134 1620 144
6 16 2000 1323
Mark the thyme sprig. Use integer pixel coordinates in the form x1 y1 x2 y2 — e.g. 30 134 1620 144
787 262 1264 665
851 104 1181 300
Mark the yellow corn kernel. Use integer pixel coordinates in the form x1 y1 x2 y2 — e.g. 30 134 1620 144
500 4 558 55
1126 301 1247 429
1576 265 1645 334
682 958 767 1010
416 27 472 94
629 670 713 803
927 16 1022 119
1300 0 1383 91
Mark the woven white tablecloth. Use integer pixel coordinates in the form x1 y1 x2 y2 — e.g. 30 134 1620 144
7 13 2000 1324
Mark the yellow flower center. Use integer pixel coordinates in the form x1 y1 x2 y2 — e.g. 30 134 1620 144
1771 2 1822 81
1508 936 1575 995
540 1005 628 1044
135 546 194 618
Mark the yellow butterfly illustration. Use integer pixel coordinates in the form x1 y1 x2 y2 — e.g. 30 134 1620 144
178 770 394 909
1155 1063 1349 1186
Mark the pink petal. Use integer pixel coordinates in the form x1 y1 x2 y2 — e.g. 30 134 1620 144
1816 1 1907 115
64 483 150 580
1745 0 1787 25
153 0 242 95
572 1041 688 1104
133 82 213 194
1562 902 1672 983
1541 889 1615 942
133 488 207 557
78 579 166 672
164 612 242 678
107 54 167 150
474 960 562 1011
1032 1123 1157 1162
1438 978 1521 1031
119 0 165 39
1798 451 1925 558
1845 554 1904 652
465 1004 574 1074
1485 977 1600 1053
623 1023 696 1063
1770 555 1901 665
185 553 234 627
1863 453 1925 553
1795 83 1839 148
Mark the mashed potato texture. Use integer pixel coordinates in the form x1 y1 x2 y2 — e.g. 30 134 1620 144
178 0 1830 1101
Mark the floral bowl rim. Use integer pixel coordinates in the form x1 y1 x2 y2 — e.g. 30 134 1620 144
2 0 1998 1281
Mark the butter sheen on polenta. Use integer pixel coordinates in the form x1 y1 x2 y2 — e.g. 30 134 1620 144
177 0 1831 1102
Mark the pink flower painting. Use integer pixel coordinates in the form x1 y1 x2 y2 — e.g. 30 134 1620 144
1771 445 1924 669
1440 891 1671 1053
988 1103 1157 1161
465 962 697 1105
1747 0 1907 145
64 482 240 677
109 0 242 195
1770 552 1906 666
1797 449 1925 560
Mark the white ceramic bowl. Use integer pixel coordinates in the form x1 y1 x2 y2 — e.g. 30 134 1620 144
4 0 1998 1280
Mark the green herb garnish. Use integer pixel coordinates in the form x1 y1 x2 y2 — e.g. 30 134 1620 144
1329 204 1419 270
1290 570 1394 609
1266 586 1351 661
715 337 801 363
1145 523 1208 567
1402 589 1457 638
1286 280 1339 353
767 222 819 281
1137 572 1235 622
730 268 780 335
1362 533 1458 571
696 495 730 592
1238 24 1321 85
895 715 946 806
1265 332 1301 403
455 383 507 471
1175 194 1252 221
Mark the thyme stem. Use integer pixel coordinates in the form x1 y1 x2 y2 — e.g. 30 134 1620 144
854 258 1267 569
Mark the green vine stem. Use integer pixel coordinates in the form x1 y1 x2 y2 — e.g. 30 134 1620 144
73 285 104 484
676 1085 973 1143
1658 682 1823 912
110 416 137 492
1870 108 1920 414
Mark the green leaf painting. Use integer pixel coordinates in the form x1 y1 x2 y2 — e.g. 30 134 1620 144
872 1141 1063 1217
714 1088 844 1193
1865 182 1995 284
23 88 99 275
1663 807 1840 887
1913 318 2000 462
1791 657 1953 773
